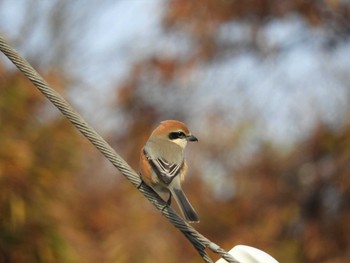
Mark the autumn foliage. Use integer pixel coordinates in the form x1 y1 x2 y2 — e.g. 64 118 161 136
2 0 350 263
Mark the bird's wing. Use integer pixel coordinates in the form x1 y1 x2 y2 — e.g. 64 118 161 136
143 149 183 185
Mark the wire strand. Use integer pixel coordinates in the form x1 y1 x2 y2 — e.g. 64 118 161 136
0 35 239 263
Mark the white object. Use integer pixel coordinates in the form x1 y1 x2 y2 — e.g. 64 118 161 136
216 245 279 263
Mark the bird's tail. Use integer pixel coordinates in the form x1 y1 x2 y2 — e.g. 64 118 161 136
170 187 199 223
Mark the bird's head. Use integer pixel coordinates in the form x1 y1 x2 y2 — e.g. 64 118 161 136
150 120 198 149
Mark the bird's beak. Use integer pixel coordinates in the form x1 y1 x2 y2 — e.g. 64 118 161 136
186 134 198 142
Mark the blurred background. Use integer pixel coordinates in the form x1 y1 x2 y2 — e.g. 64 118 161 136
1 0 350 262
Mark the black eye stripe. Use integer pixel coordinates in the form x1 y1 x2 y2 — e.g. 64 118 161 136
169 131 186 140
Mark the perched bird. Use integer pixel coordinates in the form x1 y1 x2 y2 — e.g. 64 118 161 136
140 120 199 223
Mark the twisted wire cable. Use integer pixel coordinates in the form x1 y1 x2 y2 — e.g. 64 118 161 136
0 35 238 263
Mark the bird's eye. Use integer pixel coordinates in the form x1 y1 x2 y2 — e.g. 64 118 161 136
169 131 186 140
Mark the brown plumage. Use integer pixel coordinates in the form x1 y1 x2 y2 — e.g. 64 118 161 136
139 120 199 223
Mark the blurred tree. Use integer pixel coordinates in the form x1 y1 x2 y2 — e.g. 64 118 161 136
111 1 350 262
2 0 350 262
0 64 82 263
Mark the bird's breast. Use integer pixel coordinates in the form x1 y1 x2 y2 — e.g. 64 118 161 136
145 140 184 164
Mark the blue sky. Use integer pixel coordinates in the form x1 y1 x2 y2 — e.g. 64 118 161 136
1 0 350 146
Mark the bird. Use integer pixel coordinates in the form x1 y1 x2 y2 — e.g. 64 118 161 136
140 120 199 223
